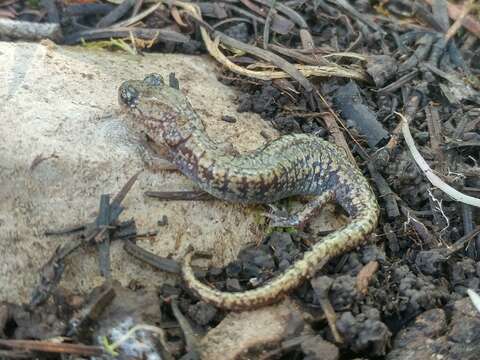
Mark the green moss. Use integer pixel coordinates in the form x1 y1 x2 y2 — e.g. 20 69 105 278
26 0 40 9
80 38 137 55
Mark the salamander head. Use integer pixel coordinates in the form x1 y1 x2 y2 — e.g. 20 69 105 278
118 73 197 140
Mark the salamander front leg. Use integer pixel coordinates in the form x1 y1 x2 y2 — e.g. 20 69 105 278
140 133 178 171
265 190 335 228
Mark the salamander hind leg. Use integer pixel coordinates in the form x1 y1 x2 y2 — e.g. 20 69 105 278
265 190 335 228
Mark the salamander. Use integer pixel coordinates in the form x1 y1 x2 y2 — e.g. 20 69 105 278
118 73 380 311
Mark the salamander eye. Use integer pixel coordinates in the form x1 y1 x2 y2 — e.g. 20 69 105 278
143 73 164 87
118 83 139 108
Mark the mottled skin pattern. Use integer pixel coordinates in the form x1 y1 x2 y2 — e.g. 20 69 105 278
118 74 380 311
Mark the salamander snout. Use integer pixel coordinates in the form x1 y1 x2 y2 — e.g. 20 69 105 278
118 81 140 109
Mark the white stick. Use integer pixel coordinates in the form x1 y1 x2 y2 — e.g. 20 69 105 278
398 112 480 208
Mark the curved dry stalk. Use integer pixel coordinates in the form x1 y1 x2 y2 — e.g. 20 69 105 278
164 0 368 82
115 2 164 27
399 112 480 208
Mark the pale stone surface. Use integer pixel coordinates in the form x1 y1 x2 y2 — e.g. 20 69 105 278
0 41 274 302
0 41 343 304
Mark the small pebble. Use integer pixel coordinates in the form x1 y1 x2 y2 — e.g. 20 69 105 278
225 260 242 278
226 278 242 292
187 302 218 326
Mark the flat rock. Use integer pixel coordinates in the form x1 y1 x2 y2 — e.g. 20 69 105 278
0 41 344 306
0 41 275 302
